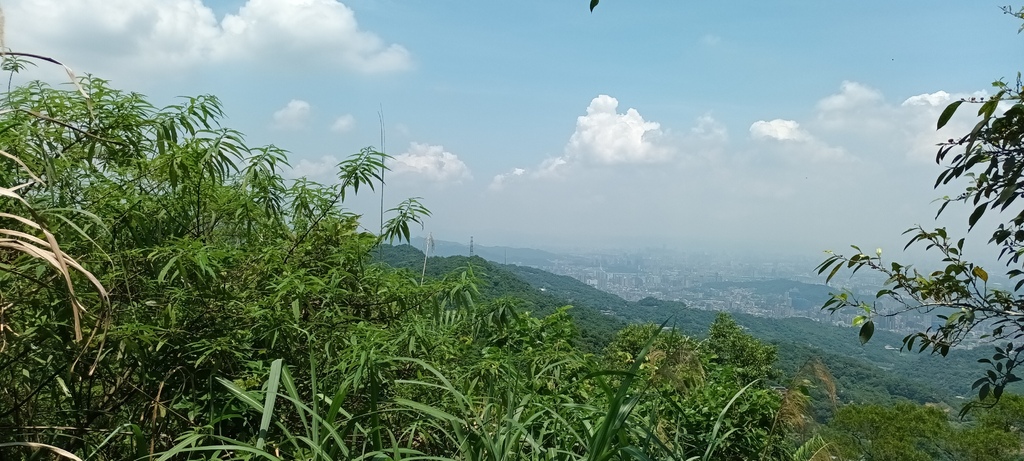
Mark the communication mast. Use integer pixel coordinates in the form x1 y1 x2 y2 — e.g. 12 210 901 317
469 236 474 257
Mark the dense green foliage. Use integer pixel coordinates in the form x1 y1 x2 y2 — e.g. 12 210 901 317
376 244 624 352
0 60 816 460
823 397 1024 461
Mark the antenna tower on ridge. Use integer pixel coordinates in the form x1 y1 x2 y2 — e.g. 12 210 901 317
470 236 474 257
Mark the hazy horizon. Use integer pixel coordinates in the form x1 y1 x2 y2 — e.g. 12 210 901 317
6 0 1019 267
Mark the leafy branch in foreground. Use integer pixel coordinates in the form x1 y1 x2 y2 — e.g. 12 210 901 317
817 13 1024 410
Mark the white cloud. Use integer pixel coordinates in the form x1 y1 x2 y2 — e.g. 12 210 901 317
488 95 674 189
422 81 1003 252
330 114 356 133
489 167 526 190
749 119 810 142
389 143 472 183
536 157 569 177
898 89 994 162
286 155 339 183
806 82 994 164
565 95 672 165
491 106 724 194
272 99 311 130
5 0 412 77
816 81 884 112
750 119 848 162
902 90 953 107
691 113 728 142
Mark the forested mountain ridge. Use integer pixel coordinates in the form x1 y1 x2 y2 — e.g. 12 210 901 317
375 244 625 352
509 260 1001 403
379 244 991 407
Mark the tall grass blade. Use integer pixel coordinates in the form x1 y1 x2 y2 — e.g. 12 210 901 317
700 380 758 461
257 358 284 450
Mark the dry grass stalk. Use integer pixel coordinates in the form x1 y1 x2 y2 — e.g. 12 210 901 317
1 157 108 341
760 358 838 459
0 16 107 342
1 116 106 342
776 358 837 431
0 441 83 461
0 302 11 353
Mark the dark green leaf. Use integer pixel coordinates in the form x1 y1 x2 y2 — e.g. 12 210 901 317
859 320 874 345
937 100 963 129
968 204 986 229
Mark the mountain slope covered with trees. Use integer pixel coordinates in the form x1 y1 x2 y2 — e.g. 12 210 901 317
381 246 986 407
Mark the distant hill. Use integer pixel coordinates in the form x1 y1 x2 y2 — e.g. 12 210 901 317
375 244 1004 413
503 264 1003 405
375 244 623 353
410 237 563 267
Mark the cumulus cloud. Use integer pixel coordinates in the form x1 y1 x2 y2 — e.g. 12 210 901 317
330 114 356 133
272 99 311 130
895 89 994 162
487 95 674 190
811 81 905 141
4 0 412 76
489 168 527 190
803 82 994 164
491 104 726 193
429 81 1000 252
902 90 953 107
286 155 339 183
691 113 728 142
749 119 810 142
389 143 472 183
750 118 848 162
565 95 672 165
817 81 884 112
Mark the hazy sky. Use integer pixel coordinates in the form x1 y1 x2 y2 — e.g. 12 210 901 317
6 0 1023 261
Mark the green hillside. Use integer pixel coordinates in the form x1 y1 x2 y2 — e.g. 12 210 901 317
376 244 624 352
377 245 996 409
511 263 995 401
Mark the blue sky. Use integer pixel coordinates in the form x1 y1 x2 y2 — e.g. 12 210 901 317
6 0 1023 260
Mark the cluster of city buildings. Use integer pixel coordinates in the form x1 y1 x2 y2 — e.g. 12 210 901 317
528 248 991 345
